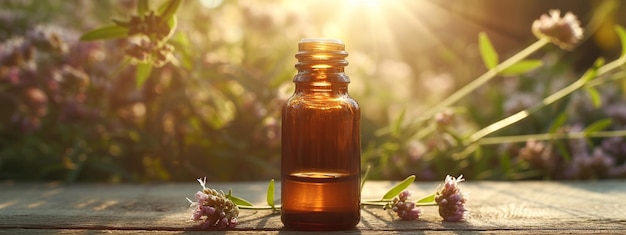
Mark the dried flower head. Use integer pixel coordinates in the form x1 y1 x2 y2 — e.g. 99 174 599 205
532 9 583 50
187 178 239 229
386 190 421 220
435 175 468 222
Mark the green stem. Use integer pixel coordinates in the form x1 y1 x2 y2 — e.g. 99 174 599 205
415 202 438 206
237 199 437 210
597 55 626 77
237 205 281 210
360 200 437 207
361 201 389 207
477 130 626 145
586 70 626 88
418 37 551 123
360 164 372 194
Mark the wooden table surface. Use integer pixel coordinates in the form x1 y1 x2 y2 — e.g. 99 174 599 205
0 180 625 234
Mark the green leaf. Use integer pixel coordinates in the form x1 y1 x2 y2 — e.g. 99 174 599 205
266 179 275 208
381 175 415 200
111 19 130 27
135 63 153 88
473 145 489 177
499 150 512 178
79 25 128 41
158 0 182 23
584 118 613 135
500 60 543 76
615 25 626 58
583 118 613 147
226 189 254 207
229 194 254 207
585 86 602 108
580 58 605 83
170 32 193 69
555 141 571 161
548 112 568 134
443 126 463 145
360 164 371 193
154 0 180 41
391 108 405 137
165 15 178 40
417 193 435 203
478 32 499 69
138 0 149 15
415 193 435 204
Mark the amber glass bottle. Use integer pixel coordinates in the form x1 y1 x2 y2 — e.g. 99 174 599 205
281 38 361 230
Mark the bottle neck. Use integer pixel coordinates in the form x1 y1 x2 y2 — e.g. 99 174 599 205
294 68 349 84
294 81 349 95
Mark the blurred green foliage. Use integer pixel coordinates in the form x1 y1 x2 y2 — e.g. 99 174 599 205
1 0 626 182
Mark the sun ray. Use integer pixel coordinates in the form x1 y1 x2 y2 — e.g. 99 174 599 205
387 0 454 53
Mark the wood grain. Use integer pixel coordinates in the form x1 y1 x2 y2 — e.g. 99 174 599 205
0 180 625 234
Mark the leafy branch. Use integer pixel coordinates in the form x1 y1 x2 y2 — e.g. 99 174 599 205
380 32 550 136
79 0 182 87
456 25 626 157
223 174 437 211
360 175 437 207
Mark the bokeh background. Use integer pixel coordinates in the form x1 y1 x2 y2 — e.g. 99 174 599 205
1 0 626 182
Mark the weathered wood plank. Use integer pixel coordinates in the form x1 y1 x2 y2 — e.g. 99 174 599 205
0 180 625 233
0 229 621 235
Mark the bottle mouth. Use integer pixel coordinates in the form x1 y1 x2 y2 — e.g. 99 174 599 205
296 38 348 69
299 38 344 44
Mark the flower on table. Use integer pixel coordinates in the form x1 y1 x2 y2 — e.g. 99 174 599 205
435 175 468 222
387 190 422 220
186 177 239 229
532 9 583 50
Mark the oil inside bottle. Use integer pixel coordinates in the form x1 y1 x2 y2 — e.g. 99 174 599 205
281 171 360 230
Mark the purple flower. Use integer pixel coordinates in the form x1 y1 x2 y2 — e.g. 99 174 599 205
186 177 239 229
195 191 208 203
435 175 468 222
387 190 421 220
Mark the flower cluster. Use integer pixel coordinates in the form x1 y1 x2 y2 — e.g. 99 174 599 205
386 190 421 220
187 178 239 229
125 39 174 67
517 125 626 180
127 11 170 40
532 9 583 50
435 175 468 222
108 6 176 68
120 9 175 67
1 23 98 132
